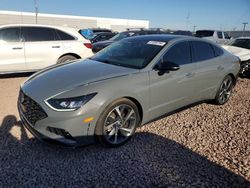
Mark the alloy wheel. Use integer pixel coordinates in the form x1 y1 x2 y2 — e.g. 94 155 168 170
103 104 137 145
218 76 233 104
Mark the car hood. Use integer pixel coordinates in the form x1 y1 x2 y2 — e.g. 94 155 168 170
22 59 138 99
222 45 250 61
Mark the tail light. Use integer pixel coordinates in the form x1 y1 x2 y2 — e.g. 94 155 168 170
84 43 92 49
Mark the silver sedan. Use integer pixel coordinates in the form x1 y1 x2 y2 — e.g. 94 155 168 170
18 35 240 147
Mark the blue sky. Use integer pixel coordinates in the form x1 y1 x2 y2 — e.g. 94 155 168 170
0 0 249 31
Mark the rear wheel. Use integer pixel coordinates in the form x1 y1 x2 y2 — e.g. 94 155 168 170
214 75 234 105
57 55 77 64
95 98 140 147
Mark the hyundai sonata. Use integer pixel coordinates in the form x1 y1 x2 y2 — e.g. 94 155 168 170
18 35 240 147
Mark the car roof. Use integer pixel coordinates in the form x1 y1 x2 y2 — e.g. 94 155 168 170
0 24 90 41
0 24 75 30
196 29 226 32
124 34 190 42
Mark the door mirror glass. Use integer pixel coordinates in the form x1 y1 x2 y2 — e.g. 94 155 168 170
160 61 180 71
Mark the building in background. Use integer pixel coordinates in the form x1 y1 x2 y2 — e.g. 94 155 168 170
0 10 149 31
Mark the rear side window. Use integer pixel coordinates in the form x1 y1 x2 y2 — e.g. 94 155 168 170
22 27 56 42
212 45 224 56
55 29 75 40
224 32 230 39
217 32 223 39
191 41 215 62
0 27 20 42
163 42 191 66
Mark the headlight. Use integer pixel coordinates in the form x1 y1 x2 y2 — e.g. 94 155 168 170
45 93 97 111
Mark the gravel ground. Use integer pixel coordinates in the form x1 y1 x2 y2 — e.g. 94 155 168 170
0 75 249 187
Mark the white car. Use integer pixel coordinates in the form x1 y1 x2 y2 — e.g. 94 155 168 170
0 24 93 74
196 30 232 45
222 37 250 77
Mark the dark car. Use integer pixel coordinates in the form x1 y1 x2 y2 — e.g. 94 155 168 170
92 28 169 53
90 32 117 43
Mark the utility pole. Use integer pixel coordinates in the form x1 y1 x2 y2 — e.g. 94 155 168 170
193 25 197 33
186 11 190 30
242 22 248 37
34 0 38 24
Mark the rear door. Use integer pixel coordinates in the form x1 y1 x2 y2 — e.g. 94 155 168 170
149 41 197 119
190 41 224 100
0 27 26 72
22 27 63 70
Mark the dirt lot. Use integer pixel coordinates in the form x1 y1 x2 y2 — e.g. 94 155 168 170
0 75 249 187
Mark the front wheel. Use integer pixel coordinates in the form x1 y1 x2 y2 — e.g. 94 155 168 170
214 75 234 105
95 98 141 147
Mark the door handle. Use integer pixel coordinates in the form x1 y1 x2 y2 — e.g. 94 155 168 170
217 66 224 71
52 46 61 48
12 47 23 50
186 72 195 78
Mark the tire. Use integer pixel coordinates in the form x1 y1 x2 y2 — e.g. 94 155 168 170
95 98 141 147
57 55 77 64
239 62 250 78
214 75 234 105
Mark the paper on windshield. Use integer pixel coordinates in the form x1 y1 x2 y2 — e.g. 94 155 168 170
147 41 166 46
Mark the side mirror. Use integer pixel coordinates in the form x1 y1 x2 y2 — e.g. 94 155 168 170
157 60 180 75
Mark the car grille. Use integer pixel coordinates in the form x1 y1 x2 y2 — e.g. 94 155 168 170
18 90 48 126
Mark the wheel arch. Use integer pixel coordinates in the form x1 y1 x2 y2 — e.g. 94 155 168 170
58 53 82 60
124 96 143 122
228 73 237 86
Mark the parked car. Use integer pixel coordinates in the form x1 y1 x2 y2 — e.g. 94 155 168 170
169 30 193 36
195 30 231 44
18 35 240 147
92 28 169 53
90 32 117 43
0 24 93 74
79 28 113 40
222 37 250 77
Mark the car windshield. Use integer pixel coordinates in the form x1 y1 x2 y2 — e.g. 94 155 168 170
110 32 135 41
90 38 166 69
230 39 250 50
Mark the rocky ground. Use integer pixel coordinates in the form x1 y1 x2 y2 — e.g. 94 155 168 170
0 75 249 187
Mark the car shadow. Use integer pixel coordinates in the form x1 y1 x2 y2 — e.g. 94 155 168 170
0 115 249 187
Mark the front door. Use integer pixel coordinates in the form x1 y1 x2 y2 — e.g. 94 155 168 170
148 41 197 119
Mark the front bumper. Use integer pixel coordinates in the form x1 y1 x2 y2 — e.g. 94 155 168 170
17 90 97 147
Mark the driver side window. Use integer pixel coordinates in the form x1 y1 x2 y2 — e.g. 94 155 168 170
162 41 191 66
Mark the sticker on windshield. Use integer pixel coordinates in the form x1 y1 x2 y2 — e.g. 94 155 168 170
147 41 166 46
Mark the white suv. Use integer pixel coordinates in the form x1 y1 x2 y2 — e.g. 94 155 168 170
0 24 93 74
